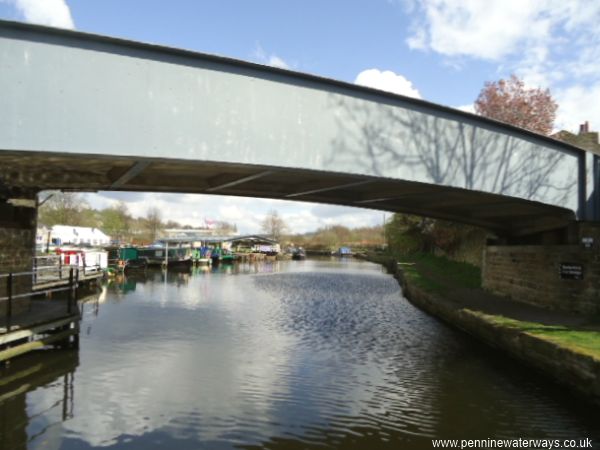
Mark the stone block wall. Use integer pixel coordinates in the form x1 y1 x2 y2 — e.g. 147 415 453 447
483 223 600 314
0 201 37 317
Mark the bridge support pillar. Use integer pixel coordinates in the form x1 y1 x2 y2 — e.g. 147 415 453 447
0 198 37 318
483 222 600 314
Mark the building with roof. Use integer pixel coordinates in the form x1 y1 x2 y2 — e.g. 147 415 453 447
36 225 111 248
553 121 600 155
153 234 280 254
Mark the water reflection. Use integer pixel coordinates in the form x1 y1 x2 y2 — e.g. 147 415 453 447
1 259 599 449
0 350 78 450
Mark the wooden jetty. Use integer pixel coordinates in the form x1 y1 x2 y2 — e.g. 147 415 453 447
32 255 104 291
0 266 92 363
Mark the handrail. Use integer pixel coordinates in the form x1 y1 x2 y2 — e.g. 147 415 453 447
0 264 102 279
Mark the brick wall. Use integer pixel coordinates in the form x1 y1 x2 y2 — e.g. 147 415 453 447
483 223 600 314
0 201 37 317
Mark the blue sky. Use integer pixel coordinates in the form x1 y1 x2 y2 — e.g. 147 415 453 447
2 0 599 233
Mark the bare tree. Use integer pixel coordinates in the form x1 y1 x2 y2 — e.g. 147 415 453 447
145 206 163 242
261 210 287 241
214 221 238 235
38 191 94 226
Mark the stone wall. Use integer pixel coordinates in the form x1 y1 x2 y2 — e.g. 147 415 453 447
483 223 600 314
0 201 37 317
393 266 600 405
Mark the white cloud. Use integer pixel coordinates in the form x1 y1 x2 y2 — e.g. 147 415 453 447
554 83 600 133
406 0 562 61
405 0 600 132
3 0 75 29
267 55 289 69
253 43 291 69
84 192 384 235
404 1 600 81
354 69 421 99
455 103 475 114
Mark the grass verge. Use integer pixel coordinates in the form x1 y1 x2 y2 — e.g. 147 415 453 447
396 252 481 290
475 312 600 360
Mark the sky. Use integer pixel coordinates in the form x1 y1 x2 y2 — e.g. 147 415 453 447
1 0 599 233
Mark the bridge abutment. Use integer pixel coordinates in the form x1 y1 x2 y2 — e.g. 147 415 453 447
0 199 37 317
483 222 600 314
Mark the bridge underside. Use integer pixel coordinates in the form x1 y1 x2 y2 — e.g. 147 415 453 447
0 151 574 236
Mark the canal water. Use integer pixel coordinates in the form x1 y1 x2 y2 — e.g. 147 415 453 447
1 259 599 449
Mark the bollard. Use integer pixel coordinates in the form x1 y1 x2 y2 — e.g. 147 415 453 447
75 268 79 301
6 273 13 330
67 268 74 314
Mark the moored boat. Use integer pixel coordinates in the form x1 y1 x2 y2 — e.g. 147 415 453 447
291 247 306 260
221 252 235 264
138 245 192 267
192 246 212 265
333 246 353 257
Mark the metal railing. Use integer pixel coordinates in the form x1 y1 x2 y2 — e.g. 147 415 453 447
32 255 103 284
0 268 79 331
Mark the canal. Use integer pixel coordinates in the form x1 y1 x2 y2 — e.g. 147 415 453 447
1 259 599 449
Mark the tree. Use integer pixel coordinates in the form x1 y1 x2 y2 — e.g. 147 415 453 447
384 213 433 255
145 206 163 242
474 74 557 135
99 202 131 243
261 210 287 241
215 220 237 235
38 191 92 227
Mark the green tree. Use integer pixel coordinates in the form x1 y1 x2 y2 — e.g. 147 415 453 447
99 202 131 243
384 214 433 255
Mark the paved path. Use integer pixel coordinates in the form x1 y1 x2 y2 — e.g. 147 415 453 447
414 262 600 330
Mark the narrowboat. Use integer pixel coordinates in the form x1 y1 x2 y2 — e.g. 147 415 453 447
292 247 306 260
138 245 192 267
105 246 147 274
334 246 353 257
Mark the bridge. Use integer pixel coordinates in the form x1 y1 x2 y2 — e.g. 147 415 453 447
0 19 598 237
0 19 599 320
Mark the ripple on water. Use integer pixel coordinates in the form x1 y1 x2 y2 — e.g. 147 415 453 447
3 260 599 450
252 270 448 439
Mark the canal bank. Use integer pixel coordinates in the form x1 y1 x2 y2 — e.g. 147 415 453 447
364 253 600 406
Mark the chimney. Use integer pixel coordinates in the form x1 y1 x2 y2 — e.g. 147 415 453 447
579 121 590 134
